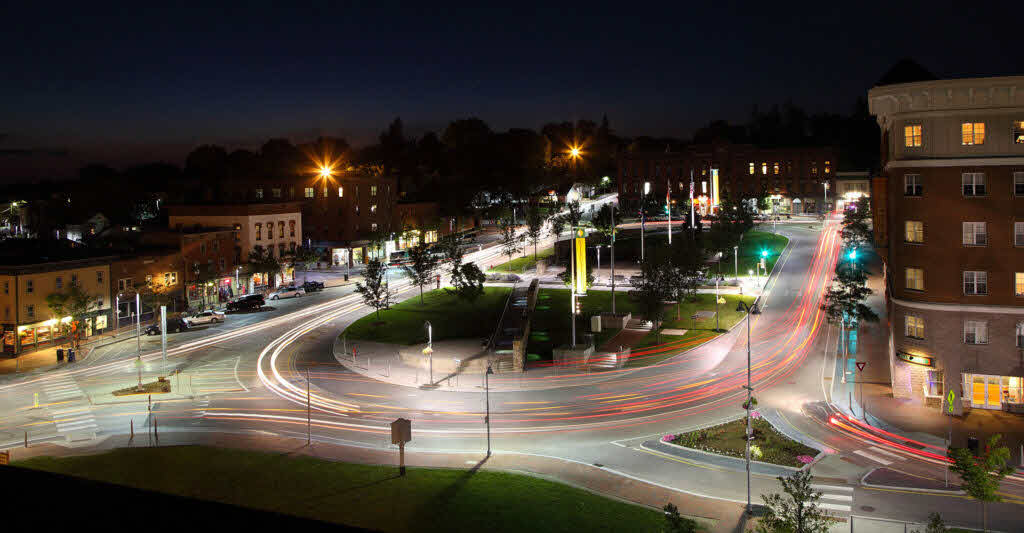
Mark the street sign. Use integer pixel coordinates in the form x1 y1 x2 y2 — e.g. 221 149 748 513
391 418 411 445
855 361 866 372
946 390 957 415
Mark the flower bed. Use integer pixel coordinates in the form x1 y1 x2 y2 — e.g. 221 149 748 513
669 415 820 468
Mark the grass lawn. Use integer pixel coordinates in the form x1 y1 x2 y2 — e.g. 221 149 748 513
490 246 553 273
670 417 819 468
343 287 512 345
630 293 755 365
735 231 788 278
527 289 642 359
17 446 668 533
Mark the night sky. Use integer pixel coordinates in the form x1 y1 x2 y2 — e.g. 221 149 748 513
2 2 1021 181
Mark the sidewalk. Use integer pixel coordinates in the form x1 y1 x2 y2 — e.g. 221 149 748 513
9 430 751 533
0 327 144 376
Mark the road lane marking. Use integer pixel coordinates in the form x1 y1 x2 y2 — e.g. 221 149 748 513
853 449 892 465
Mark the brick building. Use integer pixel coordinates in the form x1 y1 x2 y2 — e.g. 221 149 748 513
109 248 185 324
140 227 240 309
869 74 1024 412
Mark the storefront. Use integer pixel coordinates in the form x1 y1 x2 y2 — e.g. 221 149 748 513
964 374 1024 410
2 312 109 355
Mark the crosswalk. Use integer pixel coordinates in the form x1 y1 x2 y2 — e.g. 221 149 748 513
48 406 98 437
40 372 85 402
852 445 905 467
811 483 854 514
188 357 247 394
36 372 99 440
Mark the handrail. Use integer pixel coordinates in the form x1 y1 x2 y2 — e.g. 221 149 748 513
485 280 519 355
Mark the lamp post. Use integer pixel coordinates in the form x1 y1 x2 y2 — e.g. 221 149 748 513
570 230 576 348
735 299 760 516
610 202 616 315
641 182 650 262
823 181 830 214
733 245 739 282
485 363 493 456
424 321 433 384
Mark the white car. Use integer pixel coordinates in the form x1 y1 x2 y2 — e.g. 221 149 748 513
268 286 305 300
185 310 225 326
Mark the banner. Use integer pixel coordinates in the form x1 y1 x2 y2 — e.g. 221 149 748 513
574 228 587 295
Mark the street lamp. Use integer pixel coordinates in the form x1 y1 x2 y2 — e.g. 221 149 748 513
485 363 494 456
424 321 433 384
733 245 739 281
641 182 650 262
735 299 761 516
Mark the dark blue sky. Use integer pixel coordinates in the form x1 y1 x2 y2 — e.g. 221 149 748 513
2 2 1021 180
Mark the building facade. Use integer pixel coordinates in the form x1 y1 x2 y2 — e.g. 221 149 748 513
869 74 1024 413
1 258 114 355
833 171 872 212
140 228 241 309
617 142 836 216
109 248 185 324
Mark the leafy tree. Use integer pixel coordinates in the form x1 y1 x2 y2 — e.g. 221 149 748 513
438 235 464 278
355 259 394 320
128 277 176 314
564 200 583 228
45 284 100 350
913 512 947 533
547 213 566 239
497 217 523 272
821 259 878 327
630 255 670 342
246 245 282 291
665 242 707 320
292 245 320 283
840 196 872 251
756 470 833 533
662 503 697 533
524 204 545 260
447 262 486 307
402 245 439 305
591 203 615 238
948 434 1013 532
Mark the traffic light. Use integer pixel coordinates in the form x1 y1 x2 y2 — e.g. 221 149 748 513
574 298 583 315
760 250 768 259
848 249 857 261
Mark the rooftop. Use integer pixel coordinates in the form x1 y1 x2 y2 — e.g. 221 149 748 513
0 238 119 271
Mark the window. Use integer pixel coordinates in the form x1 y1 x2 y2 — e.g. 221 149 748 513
26 304 34 319
905 268 924 291
289 242 296 253
266 221 274 239
289 220 295 237
278 221 285 238
338 186 343 198
118 278 133 292
904 174 922 196
219 258 225 271
811 164 818 176
962 172 986 196
773 162 779 175
164 272 178 286
255 188 264 200
925 370 943 397
272 188 282 198
749 162 755 175
964 320 988 344
255 223 262 241
55 276 63 290
2 281 7 294
761 162 767 175
1017 322 1024 348
1016 222 1024 246
145 275 152 283
371 185 378 196
1014 171 1024 196
96 297 103 308
371 223 378 232
962 222 987 246
304 187 314 198
200 242 206 255
904 221 924 243
904 124 922 147
71 274 78 286
964 271 988 295
961 122 985 145
370 204 377 214
1016 273 1024 297
26 280 33 294
905 315 925 339
824 160 831 174
278 243 286 256
212 239 219 252
1014 121 1024 144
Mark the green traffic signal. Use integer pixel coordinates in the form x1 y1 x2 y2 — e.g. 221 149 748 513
760 250 767 258
848 250 857 261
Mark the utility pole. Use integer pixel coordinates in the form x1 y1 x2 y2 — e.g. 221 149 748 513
666 178 672 245
485 363 493 456
306 368 311 445
736 300 758 517
610 203 616 315
425 321 433 384
135 293 141 355
570 231 576 348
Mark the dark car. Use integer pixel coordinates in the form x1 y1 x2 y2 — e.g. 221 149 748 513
226 294 265 311
144 317 190 335
301 281 324 292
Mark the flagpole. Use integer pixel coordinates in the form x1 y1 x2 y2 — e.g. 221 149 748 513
689 169 695 235
667 178 672 245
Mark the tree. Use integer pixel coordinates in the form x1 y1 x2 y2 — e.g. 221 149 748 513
524 204 545 260
246 245 282 291
402 245 439 305
497 217 523 272
45 284 100 351
438 235 464 278
913 512 947 533
591 203 615 238
948 434 1013 532
840 196 872 251
447 262 486 307
665 242 707 320
630 255 670 342
129 277 176 315
292 245 320 283
355 259 394 320
821 260 879 327
662 503 697 533
547 213 566 240
756 470 833 533
564 200 583 228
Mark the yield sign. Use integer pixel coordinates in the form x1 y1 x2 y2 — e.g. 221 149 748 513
855 361 867 372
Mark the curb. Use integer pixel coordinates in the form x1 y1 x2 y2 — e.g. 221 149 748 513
859 467 966 495
640 440 805 477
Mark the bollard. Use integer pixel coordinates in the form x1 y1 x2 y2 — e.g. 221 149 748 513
154 416 158 443
368 357 372 372
130 420 134 441
148 394 152 411
24 431 28 448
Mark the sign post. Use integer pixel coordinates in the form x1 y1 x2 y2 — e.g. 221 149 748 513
391 418 412 476
945 389 957 487
855 361 866 419
160 306 167 361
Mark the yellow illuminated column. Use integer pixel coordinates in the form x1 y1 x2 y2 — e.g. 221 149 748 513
711 169 720 209
574 228 587 295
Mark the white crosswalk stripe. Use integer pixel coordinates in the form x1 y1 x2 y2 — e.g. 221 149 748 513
853 448 893 465
810 484 853 513
868 446 905 460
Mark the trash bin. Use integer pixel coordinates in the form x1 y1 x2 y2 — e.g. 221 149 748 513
67 349 76 363
56 348 64 362
967 436 979 454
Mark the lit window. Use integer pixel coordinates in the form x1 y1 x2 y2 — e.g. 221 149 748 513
749 162 755 175
304 187 314 198
371 223 378 231
1015 222 1024 247
371 185 378 196
26 280 33 294
255 223 262 241
961 122 985 145
824 160 831 174
925 370 943 397
904 221 924 243
773 162 779 175
811 164 818 176
255 188 264 199
1016 273 1024 297
761 162 767 175
277 221 284 239
272 188 282 198
1014 121 1024 144
964 271 988 295
289 220 296 237
964 320 988 344
26 304 34 318
962 173 986 196
338 186 344 198
962 222 987 246
905 268 924 291
904 124 922 147
905 315 925 339
55 277 63 290
1014 172 1024 196
904 174 922 196
370 204 377 214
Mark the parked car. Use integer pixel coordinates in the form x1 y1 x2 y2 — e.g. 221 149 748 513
268 286 305 300
226 294 265 311
301 281 324 293
185 310 226 326
144 318 190 335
